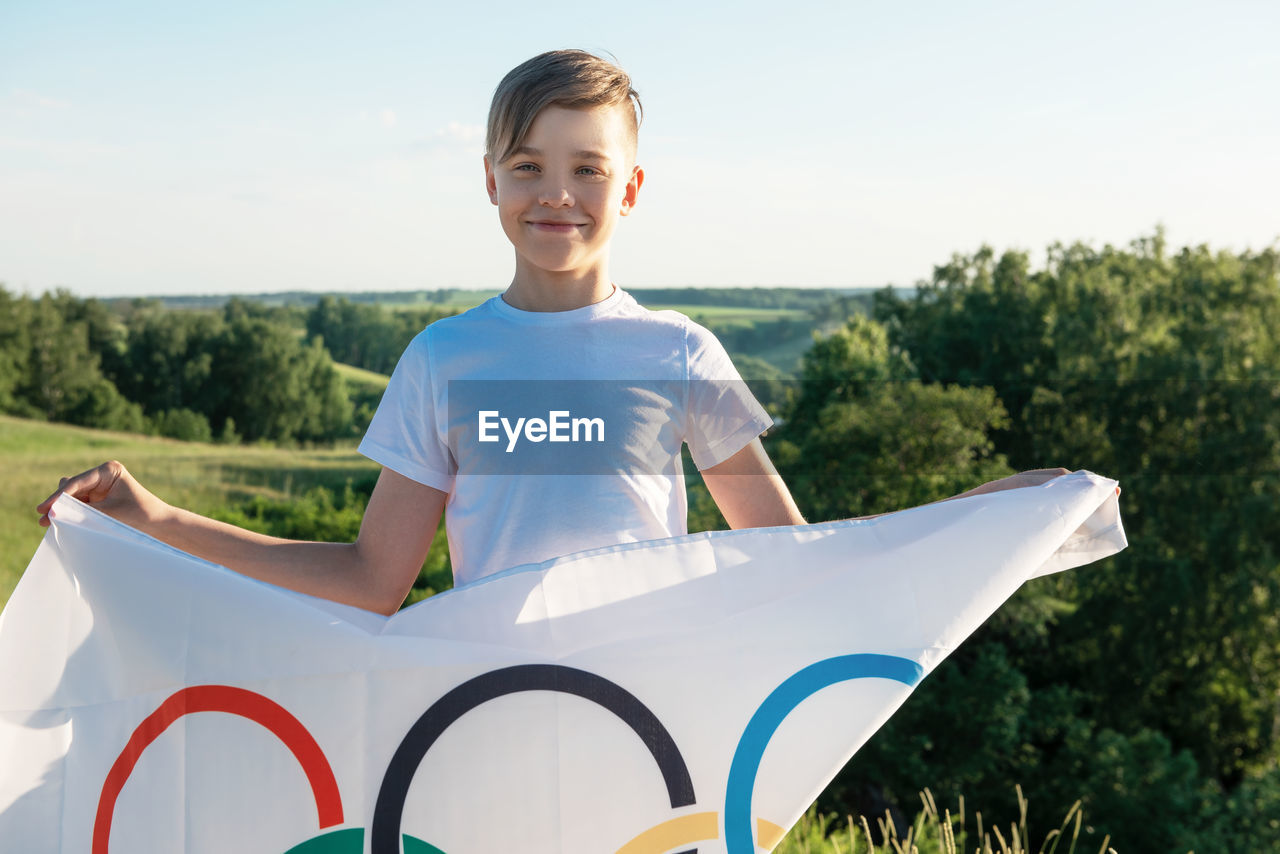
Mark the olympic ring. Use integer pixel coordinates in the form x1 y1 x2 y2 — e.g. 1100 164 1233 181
723 654 923 853
614 811 787 853
95 656 924 852
93 685 343 854
370 663 696 854
282 828 446 853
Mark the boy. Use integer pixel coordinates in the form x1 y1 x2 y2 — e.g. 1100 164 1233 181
35 50 808 612
36 50 1059 611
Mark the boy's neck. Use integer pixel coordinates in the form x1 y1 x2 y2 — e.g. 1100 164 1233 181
501 268 616 313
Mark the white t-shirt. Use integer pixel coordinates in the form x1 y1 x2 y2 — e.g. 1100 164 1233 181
358 287 772 586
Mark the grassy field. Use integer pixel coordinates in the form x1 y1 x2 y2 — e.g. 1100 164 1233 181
642 304 809 322
366 300 810 323
333 361 390 391
373 290 501 311
378 296 812 319
637 304 816 375
0 415 379 607
747 331 821 376
433 290 501 308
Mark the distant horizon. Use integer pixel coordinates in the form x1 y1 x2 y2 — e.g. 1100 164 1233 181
57 283 907 304
6 225 1275 301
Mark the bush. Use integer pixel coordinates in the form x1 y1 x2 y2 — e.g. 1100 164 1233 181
151 408 213 443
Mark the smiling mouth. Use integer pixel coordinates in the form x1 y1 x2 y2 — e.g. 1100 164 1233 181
528 221 585 231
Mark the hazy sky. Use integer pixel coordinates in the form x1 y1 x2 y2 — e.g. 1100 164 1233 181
2 0 1277 297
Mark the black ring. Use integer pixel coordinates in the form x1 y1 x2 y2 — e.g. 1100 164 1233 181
371 664 696 853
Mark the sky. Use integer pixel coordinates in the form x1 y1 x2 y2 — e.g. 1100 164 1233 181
2 0 1277 297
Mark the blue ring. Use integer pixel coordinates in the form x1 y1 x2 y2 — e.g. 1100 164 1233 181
724 654 922 852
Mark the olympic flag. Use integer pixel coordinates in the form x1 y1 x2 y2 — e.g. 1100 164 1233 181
0 471 1125 853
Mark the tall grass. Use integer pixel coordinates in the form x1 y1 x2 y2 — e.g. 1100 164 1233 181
775 787 1118 854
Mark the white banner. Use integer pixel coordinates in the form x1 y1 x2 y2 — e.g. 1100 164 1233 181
0 471 1125 853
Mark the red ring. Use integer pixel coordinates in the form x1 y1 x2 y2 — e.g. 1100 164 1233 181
92 685 343 853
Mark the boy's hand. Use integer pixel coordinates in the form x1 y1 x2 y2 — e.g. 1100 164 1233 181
35 460 166 529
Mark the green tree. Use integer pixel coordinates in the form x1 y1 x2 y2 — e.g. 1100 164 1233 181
0 288 143 431
771 315 1012 521
0 286 30 415
859 233 1280 852
111 308 219 415
107 303 354 444
305 296 455 374
206 311 353 443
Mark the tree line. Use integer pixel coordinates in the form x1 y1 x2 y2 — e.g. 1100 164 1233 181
0 286 840 444
0 291 459 444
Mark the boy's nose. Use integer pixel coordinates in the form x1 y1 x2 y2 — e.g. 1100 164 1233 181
539 186 573 206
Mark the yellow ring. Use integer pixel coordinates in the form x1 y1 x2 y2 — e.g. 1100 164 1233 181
755 818 787 849
616 811 787 853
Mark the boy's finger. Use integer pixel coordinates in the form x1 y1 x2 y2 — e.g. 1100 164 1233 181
36 465 110 515
35 492 59 526
35 487 67 514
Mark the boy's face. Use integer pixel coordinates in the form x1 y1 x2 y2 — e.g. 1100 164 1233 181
484 104 643 285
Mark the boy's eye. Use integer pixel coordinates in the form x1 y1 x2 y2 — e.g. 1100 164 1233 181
509 163 604 177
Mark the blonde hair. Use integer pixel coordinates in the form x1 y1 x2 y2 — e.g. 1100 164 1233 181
486 50 643 165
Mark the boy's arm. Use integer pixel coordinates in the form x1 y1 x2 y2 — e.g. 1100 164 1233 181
701 438 807 528
702 444 1071 530
36 462 444 616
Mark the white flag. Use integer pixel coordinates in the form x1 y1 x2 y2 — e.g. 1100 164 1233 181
0 471 1125 854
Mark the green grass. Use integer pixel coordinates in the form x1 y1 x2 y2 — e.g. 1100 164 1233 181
373 291 501 311
367 299 808 320
642 304 809 322
749 332 819 376
775 787 1116 854
333 361 390 391
434 290 501 308
0 415 378 607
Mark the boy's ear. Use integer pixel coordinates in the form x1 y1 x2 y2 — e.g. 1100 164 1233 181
483 154 498 205
620 165 645 216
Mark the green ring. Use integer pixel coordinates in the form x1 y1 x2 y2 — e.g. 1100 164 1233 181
284 828 447 854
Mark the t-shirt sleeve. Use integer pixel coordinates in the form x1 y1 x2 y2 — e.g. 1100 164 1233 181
357 331 456 492
683 321 774 470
